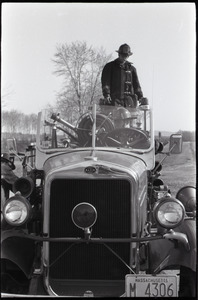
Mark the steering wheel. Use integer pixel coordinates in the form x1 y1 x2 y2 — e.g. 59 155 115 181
104 128 150 149
77 113 115 147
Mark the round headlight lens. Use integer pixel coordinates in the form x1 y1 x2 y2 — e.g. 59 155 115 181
3 197 31 226
154 198 185 228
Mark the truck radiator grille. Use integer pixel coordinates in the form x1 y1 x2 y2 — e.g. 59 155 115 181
49 179 131 280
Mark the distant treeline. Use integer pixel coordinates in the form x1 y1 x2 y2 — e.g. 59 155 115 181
2 110 37 134
155 131 195 143
180 131 195 142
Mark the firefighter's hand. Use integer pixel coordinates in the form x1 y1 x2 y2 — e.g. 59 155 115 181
104 95 112 104
99 96 112 105
139 97 149 106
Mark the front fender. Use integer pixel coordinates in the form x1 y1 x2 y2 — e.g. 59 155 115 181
1 232 35 279
149 219 196 273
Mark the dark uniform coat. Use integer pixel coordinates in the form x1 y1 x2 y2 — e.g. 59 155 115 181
101 58 143 107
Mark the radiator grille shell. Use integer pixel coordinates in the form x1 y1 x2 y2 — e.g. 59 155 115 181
49 178 131 280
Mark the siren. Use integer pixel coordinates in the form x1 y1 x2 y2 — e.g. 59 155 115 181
13 176 34 198
176 186 196 213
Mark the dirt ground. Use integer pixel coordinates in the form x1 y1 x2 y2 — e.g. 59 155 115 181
156 141 196 196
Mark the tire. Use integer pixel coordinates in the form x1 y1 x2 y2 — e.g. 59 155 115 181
179 266 196 297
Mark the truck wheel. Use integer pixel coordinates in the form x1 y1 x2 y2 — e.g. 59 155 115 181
179 266 196 297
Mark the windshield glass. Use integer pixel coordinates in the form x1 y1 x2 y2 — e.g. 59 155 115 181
38 104 152 151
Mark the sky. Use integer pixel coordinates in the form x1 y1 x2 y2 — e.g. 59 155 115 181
1 2 196 132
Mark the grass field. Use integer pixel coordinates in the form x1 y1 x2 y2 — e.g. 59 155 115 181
156 141 196 196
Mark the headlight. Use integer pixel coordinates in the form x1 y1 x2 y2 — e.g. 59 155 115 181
153 197 185 228
3 194 32 226
71 202 97 229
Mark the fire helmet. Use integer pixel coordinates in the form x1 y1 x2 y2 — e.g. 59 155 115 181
116 44 133 56
114 107 131 120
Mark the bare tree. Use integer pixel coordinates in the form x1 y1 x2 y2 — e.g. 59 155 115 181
2 110 37 134
1 84 14 109
1 111 10 132
29 113 38 134
52 41 112 120
2 110 23 133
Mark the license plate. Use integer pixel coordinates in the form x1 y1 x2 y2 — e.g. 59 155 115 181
125 274 178 297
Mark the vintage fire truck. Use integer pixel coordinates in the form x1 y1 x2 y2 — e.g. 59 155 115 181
1 101 196 297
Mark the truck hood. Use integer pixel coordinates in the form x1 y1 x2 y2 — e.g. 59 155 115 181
43 150 146 177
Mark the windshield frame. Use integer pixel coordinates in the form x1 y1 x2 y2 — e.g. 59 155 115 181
36 104 154 155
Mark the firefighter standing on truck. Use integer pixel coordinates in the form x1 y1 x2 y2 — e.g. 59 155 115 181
101 43 143 108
